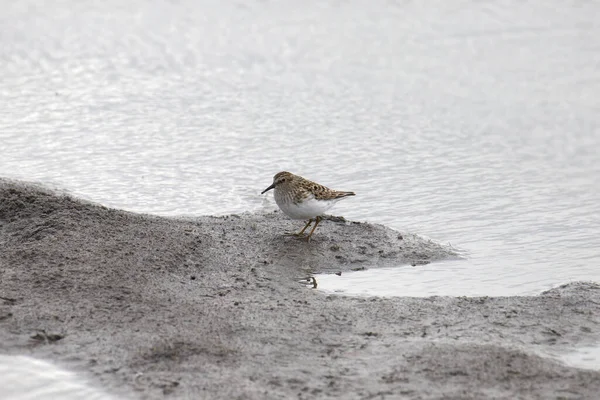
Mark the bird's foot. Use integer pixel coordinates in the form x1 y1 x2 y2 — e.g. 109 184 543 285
284 231 306 237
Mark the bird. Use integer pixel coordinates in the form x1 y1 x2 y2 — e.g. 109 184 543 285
261 171 355 241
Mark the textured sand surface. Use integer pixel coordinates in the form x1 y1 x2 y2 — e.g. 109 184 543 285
1 178 599 399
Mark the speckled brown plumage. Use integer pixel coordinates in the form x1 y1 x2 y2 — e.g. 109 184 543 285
261 171 355 241
271 171 355 202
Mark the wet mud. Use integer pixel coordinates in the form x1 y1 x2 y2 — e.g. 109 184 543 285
1 178 599 399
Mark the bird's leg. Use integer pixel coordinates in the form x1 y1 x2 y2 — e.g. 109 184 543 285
305 216 322 242
297 219 313 236
285 219 312 237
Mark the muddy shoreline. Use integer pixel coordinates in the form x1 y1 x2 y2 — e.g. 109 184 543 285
1 178 599 399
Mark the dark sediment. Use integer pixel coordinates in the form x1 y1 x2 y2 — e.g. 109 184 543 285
1 178 599 399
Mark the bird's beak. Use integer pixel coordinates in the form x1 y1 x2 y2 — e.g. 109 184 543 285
261 183 276 194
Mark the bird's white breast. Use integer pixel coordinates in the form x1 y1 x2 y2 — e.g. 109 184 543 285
274 192 336 220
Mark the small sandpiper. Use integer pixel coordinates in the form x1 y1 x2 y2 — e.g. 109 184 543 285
261 171 355 241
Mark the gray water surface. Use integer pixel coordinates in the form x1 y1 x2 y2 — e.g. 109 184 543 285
1 0 599 297
0 355 116 400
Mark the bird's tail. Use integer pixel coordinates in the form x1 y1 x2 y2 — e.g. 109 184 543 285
333 191 355 199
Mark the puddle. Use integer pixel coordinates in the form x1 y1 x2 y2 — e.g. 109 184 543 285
0 355 117 400
312 259 575 297
551 345 600 371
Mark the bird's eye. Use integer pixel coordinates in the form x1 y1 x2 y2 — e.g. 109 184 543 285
280 179 286 183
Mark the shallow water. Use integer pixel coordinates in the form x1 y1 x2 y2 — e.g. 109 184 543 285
1 0 599 299
0 355 116 400
313 259 563 298
555 345 600 371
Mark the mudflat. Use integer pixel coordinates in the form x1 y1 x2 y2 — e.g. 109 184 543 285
1 178 599 399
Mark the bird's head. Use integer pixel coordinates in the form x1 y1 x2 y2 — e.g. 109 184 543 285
261 171 295 194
